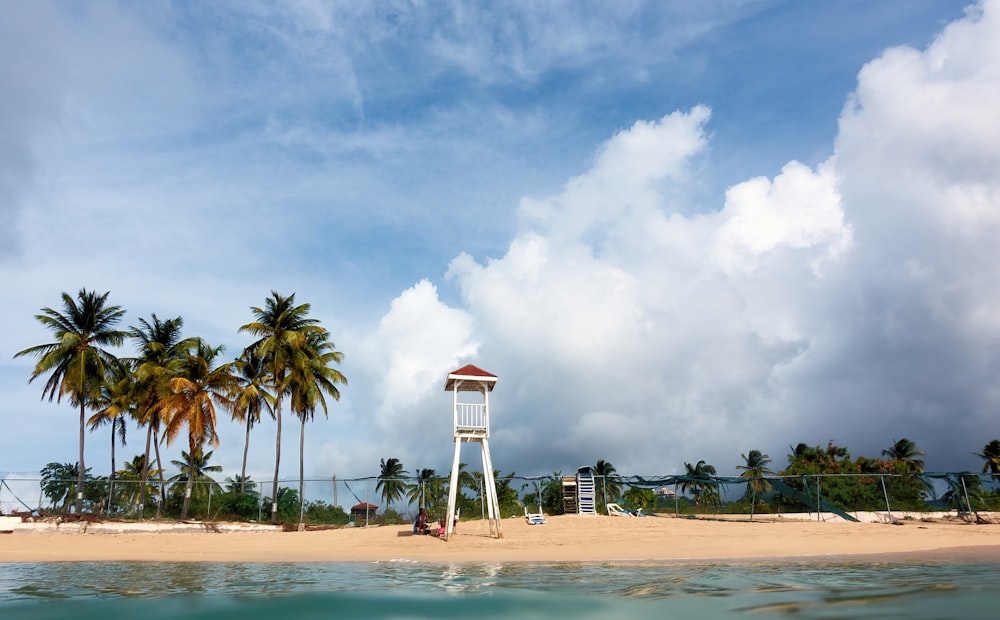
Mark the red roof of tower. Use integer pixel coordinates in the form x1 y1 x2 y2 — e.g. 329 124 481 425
444 364 498 391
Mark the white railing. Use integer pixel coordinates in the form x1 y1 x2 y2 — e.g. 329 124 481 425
454 402 488 433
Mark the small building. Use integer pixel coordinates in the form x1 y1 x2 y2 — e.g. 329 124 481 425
350 502 379 523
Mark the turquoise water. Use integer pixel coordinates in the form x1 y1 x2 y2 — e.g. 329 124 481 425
1 559 999 618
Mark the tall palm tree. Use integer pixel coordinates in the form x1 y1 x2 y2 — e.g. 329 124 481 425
736 449 775 503
159 339 236 519
87 358 135 513
129 314 192 517
377 458 409 509
593 459 621 503
973 440 1000 480
228 349 274 494
288 328 346 524
881 438 925 473
240 291 329 523
680 460 718 506
15 289 127 514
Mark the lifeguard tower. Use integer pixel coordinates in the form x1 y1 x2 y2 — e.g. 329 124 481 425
444 364 503 540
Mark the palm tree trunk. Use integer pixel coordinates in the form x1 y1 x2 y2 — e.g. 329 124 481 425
271 399 282 523
299 414 306 527
138 423 154 517
241 416 251 495
153 428 166 518
181 441 195 519
77 401 86 514
108 420 117 515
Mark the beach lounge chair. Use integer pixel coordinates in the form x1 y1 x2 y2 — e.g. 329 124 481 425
607 503 646 517
606 503 634 516
524 506 546 525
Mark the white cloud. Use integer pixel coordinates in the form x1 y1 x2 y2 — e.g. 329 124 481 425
712 160 851 274
436 2 1000 474
357 280 479 430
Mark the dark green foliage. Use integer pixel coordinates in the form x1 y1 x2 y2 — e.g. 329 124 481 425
521 472 563 515
302 501 350 525
215 490 262 521
622 486 655 512
377 507 405 525
777 441 931 512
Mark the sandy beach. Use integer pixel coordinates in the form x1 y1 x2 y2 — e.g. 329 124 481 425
3 513 1000 564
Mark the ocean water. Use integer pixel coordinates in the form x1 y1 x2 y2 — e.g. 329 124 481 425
1 559 998 619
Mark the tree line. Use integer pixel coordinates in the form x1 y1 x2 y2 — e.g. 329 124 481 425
15 288 346 522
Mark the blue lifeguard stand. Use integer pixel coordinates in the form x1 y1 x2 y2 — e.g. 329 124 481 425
444 364 503 540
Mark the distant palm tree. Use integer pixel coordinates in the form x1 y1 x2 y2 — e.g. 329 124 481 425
228 350 274 494
736 449 775 503
285 328 346 524
593 459 621 503
88 358 135 513
160 339 236 518
973 440 1000 480
882 438 925 473
240 292 328 523
130 314 192 516
406 468 438 510
167 448 223 509
225 475 257 496
377 458 409 508
680 460 718 506
118 454 159 511
16 289 127 514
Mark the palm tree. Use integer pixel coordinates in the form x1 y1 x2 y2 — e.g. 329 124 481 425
15 289 127 514
117 454 159 512
240 292 328 522
736 449 775 504
225 475 257 495
167 448 224 512
680 460 718 506
129 314 192 517
159 339 236 518
406 468 439 510
228 349 274 494
87 358 135 513
288 328 346 524
377 458 409 508
882 438 925 473
973 440 1000 480
593 459 621 504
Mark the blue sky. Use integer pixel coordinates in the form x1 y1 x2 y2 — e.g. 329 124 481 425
3 1 998 506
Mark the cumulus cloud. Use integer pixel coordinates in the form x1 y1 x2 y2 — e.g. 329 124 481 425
436 1 1000 475
357 280 479 430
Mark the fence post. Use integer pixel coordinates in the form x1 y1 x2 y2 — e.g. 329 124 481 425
816 476 821 521
880 475 892 521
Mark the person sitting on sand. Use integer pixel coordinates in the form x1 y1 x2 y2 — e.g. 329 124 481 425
414 508 429 535
435 515 446 537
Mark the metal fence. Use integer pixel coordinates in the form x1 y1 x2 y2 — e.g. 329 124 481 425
2 471 997 522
